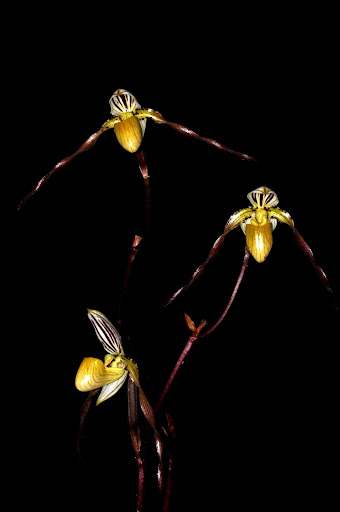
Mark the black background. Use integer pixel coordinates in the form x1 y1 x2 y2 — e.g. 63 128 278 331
9 5 339 511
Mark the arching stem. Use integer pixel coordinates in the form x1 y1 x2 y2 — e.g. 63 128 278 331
157 246 250 410
198 246 250 340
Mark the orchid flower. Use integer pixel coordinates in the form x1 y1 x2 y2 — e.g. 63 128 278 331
76 308 136 404
164 186 338 309
75 308 163 510
17 89 255 212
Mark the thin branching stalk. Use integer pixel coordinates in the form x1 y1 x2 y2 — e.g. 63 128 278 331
198 246 250 340
156 319 207 413
157 247 250 411
293 228 339 310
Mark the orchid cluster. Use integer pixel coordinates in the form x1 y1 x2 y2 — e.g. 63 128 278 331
18 89 338 511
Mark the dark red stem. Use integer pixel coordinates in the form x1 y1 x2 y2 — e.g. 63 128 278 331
128 377 145 512
198 246 250 340
156 336 196 412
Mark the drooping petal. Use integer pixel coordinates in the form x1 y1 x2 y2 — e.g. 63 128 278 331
163 207 253 307
87 309 124 355
293 228 339 308
17 119 118 211
136 109 256 161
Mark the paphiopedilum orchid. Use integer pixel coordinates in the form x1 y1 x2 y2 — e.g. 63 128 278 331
76 309 149 407
76 309 164 510
164 186 338 310
76 309 132 403
17 88 255 212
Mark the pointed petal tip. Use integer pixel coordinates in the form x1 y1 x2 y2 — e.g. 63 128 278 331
87 308 101 317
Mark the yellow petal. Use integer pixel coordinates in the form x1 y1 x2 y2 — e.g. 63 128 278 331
245 222 273 263
114 116 143 153
75 357 126 392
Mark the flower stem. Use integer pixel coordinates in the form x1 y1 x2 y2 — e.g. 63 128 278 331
156 336 195 412
128 377 145 512
198 246 250 340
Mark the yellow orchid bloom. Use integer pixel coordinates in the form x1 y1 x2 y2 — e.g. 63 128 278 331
164 186 336 308
18 88 254 210
75 309 141 405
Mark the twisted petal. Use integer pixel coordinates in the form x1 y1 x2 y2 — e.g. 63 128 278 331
135 109 256 161
163 207 253 307
17 118 118 211
87 309 124 355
